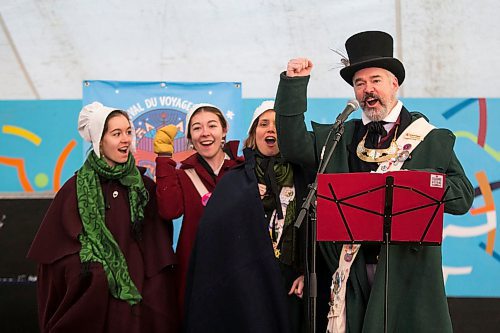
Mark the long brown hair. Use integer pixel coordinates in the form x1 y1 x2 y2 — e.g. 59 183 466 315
244 119 258 149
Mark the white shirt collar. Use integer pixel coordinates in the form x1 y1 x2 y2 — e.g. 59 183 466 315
361 100 403 125
213 152 231 176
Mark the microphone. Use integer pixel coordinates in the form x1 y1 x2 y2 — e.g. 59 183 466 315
320 99 360 161
334 99 360 125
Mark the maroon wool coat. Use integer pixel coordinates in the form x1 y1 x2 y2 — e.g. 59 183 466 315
27 169 179 333
155 141 243 316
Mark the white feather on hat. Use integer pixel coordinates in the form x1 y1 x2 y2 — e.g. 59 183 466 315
185 103 227 138
78 101 136 158
247 100 275 134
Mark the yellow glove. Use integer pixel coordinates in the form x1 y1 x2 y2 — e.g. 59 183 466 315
154 125 178 155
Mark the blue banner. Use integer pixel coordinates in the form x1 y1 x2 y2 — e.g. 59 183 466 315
83 81 242 179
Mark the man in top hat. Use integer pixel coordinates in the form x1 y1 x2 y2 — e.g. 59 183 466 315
273 31 474 332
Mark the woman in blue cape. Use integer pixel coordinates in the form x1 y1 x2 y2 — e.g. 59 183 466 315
184 101 312 333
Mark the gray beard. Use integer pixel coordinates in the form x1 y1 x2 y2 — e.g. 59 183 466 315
363 106 390 122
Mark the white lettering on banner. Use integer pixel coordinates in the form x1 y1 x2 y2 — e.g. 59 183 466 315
144 97 158 108
127 96 194 117
127 103 145 117
127 96 196 139
159 96 194 111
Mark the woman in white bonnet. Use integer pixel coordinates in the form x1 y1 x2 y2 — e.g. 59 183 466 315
28 102 179 332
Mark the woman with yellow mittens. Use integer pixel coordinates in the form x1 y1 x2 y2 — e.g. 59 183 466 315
154 103 243 320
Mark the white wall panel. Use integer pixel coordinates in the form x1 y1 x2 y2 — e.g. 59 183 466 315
0 0 499 99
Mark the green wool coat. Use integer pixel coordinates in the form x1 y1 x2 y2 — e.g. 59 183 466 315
274 73 474 333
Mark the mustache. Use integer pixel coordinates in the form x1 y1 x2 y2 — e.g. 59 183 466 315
362 93 380 103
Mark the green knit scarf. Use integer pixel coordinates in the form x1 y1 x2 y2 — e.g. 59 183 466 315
255 153 296 231
76 151 149 305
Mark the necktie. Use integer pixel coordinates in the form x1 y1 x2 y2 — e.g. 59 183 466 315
366 121 387 148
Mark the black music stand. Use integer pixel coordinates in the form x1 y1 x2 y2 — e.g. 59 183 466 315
316 170 456 333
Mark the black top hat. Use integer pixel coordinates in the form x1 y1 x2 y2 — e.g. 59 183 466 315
340 31 405 86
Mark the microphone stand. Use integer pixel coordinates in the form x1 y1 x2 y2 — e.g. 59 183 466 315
295 120 347 333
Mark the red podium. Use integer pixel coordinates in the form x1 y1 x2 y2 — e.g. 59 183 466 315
317 170 448 244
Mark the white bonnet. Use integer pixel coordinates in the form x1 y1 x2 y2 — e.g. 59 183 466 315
78 101 136 158
185 103 227 138
247 100 275 134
